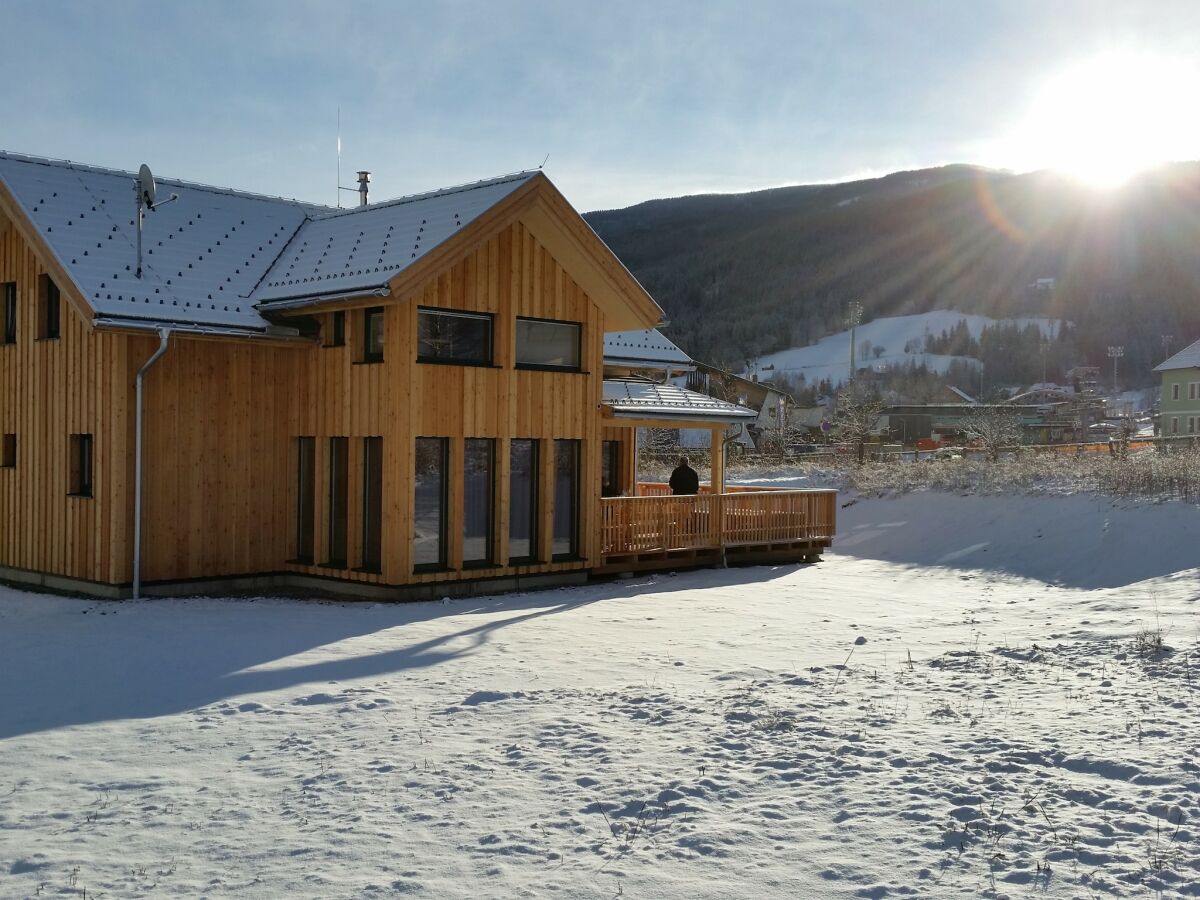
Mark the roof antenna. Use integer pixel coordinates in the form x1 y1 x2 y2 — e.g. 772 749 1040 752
134 164 178 279
336 106 342 209
540 153 550 169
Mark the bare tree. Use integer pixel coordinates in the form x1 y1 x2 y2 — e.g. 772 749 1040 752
962 405 1023 460
834 384 887 463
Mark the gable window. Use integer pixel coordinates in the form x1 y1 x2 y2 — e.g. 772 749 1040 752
414 437 449 570
294 437 316 564
552 439 580 560
1173 383 1182 401
2 282 15 345
516 317 581 371
417 307 493 366
326 437 349 567
463 438 495 567
68 434 92 497
361 437 383 573
361 307 384 362
323 311 345 348
37 274 60 341
1 433 15 468
509 439 539 563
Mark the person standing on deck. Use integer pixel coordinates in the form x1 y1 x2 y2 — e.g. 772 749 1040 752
669 456 700 495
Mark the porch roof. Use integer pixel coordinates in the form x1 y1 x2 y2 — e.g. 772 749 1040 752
602 379 756 424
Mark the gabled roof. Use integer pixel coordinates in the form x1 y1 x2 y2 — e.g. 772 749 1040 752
603 379 756 424
1154 339 1200 372
603 328 693 369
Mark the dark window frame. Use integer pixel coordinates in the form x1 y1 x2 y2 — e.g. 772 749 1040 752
323 311 346 348
462 438 496 569
0 433 15 468
292 436 316 564
324 436 349 568
361 307 385 363
601 440 621 497
416 306 495 367
68 433 92 497
514 315 583 373
359 436 384 573
413 436 450 572
37 274 60 341
2 282 15 345
508 438 540 565
552 439 581 561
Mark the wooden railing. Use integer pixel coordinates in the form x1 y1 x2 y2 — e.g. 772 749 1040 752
600 489 837 558
634 481 784 497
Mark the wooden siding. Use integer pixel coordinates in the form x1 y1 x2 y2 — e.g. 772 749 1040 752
0 222 130 583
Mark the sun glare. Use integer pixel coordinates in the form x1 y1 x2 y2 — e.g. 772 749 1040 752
1008 52 1200 187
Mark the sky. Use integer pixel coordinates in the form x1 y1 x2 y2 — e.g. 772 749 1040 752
4 0 1200 211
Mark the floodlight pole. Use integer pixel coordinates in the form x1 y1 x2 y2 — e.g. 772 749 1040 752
846 300 862 383
1107 345 1124 393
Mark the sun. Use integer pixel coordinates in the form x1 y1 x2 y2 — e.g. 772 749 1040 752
1007 52 1200 187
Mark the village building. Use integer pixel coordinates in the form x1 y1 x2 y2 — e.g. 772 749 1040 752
0 152 834 599
1154 338 1200 436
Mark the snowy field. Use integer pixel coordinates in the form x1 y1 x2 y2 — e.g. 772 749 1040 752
2 493 1198 898
748 309 1060 385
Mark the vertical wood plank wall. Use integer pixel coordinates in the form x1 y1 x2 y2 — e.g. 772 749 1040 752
0 223 131 584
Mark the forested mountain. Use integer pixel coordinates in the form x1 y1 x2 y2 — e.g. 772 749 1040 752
585 163 1200 386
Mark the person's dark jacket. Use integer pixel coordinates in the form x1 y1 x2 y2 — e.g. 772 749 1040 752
669 463 700 495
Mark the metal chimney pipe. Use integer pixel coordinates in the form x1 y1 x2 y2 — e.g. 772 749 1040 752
356 170 371 207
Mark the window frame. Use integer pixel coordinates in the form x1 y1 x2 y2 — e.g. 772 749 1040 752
323 311 346 348
508 438 540 565
2 282 15 345
359 436 384 573
1173 383 1181 401
68 433 93 498
514 316 583 373
292 436 316 564
37 274 60 341
601 439 621 497
413 437 450 572
361 307 385 363
324 436 349 568
462 438 496 569
416 306 495 367
0 433 15 468
551 439 581 561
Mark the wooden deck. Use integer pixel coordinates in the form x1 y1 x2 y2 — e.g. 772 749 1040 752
597 484 837 573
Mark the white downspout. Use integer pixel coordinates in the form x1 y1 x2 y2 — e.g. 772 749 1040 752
133 328 171 600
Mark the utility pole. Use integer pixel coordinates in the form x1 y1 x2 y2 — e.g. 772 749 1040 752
1107 345 1124 393
1040 340 1050 385
846 300 862 383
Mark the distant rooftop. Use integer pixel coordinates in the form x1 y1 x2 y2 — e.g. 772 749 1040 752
1154 339 1200 372
603 328 693 369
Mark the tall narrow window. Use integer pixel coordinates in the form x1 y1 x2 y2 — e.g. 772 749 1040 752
326 437 348 566
1173 383 1181 401
69 433 92 497
509 439 539 563
2 282 15 344
1 433 15 468
601 440 621 497
417 308 493 365
553 439 580 560
294 437 315 563
463 439 495 567
516 318 581 371
324 311 345 348
38 275 59 340
361 437 383 572
414 437 448 570
362 307 384 362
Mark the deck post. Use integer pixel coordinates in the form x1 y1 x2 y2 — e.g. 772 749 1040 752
710 425 726 563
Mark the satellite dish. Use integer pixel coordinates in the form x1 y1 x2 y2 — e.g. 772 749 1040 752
137 164 156 207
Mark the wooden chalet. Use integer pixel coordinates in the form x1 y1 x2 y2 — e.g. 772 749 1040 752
0 152 835 599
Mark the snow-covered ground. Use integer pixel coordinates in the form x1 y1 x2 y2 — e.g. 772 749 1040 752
2 493 1198 898
749 310 1060 385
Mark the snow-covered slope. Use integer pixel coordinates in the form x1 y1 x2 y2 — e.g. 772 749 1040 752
751 310 1061 385
1 493 1197 898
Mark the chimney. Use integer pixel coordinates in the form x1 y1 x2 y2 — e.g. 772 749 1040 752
356 170 371 207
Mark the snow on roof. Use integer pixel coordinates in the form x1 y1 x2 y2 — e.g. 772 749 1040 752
0 151 540 333
1154 338 1200 372
250 171 538 306
947 386 978 404
603 329 693 368
603 379 756 424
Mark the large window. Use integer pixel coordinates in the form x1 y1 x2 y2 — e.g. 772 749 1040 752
417 308 493 366
294 437 315 563
509 439 539 563
1 433 15 468
552 439 580 560
362 307 384 362
69 433 92 497
361 437 383 572
516 318 581 371
414 437 448 570
326 437 349 566
463 439 495 567
2 282 15 345
601 440 621 497
38 275 59 341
